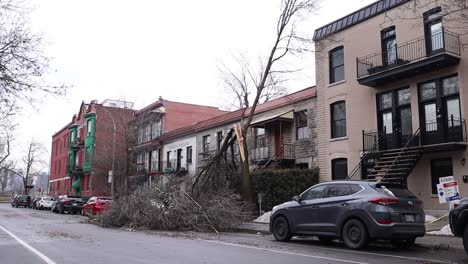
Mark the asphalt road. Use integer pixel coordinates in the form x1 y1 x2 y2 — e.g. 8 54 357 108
0 203 467 264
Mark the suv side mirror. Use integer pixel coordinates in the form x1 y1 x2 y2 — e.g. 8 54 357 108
292 195 301 202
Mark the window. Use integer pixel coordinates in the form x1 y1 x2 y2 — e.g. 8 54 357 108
332 158 348 180
186 146 193 164
431 158 453 194
301 185 326 200
137 126 143 144
151 149 159 172
69 130 76 144
88 175 92 190
329 46 344 83
151 120 161 139
217 131 223 150
424 7 443 53
143 151 149 172
136 153 143 172
295 110 309 140
202 135 210 153
254 128 266 148
86 120 93 136
324 184 354 198
331 101 346 138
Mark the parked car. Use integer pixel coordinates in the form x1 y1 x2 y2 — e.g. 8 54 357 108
11 195 31 208
270 181 425 249
81 197 112 215
449 197 468 254
53 195 84 214
36 196 55 210
31 196 41 209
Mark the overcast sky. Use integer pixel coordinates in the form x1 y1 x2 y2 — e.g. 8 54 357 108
11 0 375 166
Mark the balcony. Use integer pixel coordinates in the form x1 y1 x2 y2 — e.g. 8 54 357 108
70 138 84 149
250 144 295 162
357 30 460 87
362 117 467 153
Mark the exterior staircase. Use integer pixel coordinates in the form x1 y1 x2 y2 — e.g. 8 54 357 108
347 128 423 185
365 147 423 183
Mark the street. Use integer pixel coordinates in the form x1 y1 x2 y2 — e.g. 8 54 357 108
0 203 467 264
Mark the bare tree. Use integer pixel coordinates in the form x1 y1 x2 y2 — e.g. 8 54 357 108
217 0 319 199
0 119 15 170
14 139 45 195
219 55 288 109
389 0 468 41
0 161 13 193
0 0 67 119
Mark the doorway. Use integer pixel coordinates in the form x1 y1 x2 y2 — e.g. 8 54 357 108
176 149 182 171
377 88 412 150
418 75 462 145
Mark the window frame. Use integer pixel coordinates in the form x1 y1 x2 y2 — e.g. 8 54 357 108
295 110 309 140
331 158 348 180
186 146 193 164
330 101 347 138
254 127 266 148
202 135 210 153
430 158 453 194
329 46 345 84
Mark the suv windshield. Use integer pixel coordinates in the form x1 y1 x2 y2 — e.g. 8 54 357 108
374 183 417 198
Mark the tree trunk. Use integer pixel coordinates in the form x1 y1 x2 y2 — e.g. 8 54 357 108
240 133 252 201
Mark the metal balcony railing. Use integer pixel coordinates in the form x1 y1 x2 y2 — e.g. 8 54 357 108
250 144 295 161
357 30 460 79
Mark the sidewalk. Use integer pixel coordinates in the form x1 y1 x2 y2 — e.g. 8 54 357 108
234 221 464 250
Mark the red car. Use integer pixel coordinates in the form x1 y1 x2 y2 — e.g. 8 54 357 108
81 196 112 215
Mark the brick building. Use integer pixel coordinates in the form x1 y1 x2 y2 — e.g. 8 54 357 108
127 97 228 188
50 100 134 197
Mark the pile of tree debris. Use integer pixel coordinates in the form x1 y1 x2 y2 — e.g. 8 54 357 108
98 182 252 232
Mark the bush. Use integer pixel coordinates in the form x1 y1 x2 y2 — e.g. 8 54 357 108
98 184 252 232
252 168 319 211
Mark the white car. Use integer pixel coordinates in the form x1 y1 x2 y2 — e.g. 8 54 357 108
37 197 55 210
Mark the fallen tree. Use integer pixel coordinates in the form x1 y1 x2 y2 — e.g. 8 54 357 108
99 182 252 232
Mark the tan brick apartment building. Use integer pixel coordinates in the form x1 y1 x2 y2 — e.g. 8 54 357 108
314 0 467 210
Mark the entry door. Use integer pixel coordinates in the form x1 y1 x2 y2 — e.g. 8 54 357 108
274 124 284 158
420 101 441 145
445 97 462 142
381 27 397 66
176 149 182 171
419 77 461 145
424 9 443 55
377 89 412 150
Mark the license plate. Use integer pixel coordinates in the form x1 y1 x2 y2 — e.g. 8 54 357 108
73 203 77 206
405 214 415 222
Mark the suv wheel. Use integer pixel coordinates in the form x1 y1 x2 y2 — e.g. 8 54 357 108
342 219 368 249
463 225 468 254
391 237 416 249
272 216 292 242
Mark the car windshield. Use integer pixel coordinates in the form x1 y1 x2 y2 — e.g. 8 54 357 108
374 184 417 199
44 197 54 201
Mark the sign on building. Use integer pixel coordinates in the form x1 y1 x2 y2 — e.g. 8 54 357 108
437 176 460 204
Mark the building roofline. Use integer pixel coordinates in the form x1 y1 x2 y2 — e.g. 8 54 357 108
160 86 316 141
313 0 410 41
52 120 73 138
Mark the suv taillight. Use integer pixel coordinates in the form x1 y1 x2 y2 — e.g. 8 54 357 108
368 197 399 206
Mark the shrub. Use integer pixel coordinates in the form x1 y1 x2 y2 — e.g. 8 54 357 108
252 168 319 212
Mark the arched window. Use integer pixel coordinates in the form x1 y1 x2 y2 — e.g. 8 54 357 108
329 46 344 83
330 101 346 138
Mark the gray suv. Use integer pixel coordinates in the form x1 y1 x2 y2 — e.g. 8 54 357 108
270 181 425 249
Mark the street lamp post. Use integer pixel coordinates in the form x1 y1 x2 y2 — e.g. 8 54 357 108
90 104 116 198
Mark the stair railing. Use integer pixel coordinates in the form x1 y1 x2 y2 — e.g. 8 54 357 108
382 128 421 182
346 130 383 181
